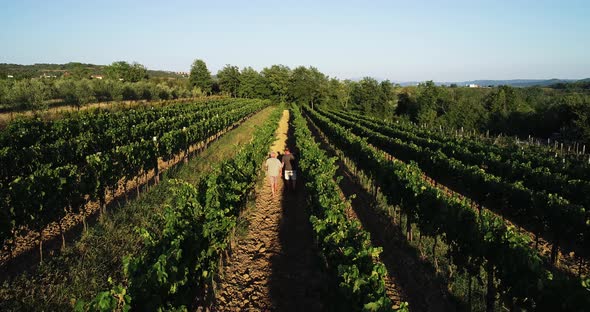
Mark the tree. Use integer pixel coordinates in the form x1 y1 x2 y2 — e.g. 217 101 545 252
0 79 12 106
217 65 241 97
75 79 96 109
288 66 327 109
262 65 291 102
92 79 123 102
121 82 138 100
55 79 95 110
8 79 48 111
484 85 529 116
105 61 148 82
189 59 212 95
414 81 442 125
238 67 269 99
395 89 418 120
325 78 345 109
67 62 91 79
379 80 396 117
571 102 590 145
350 77 381 114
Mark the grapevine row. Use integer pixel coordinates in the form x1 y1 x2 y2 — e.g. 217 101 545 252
329 109 590 210
0 99 268 251
304 105 590 311
317 107 590 261
291 105 407 312
76 106 283 311
0 99 250 183
339 109 590 182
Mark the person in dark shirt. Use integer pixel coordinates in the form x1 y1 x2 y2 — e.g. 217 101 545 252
281 147 297 190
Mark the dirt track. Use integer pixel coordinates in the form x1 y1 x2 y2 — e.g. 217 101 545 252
215 110 329 311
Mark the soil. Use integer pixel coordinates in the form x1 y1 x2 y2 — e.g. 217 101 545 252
214 110 330 311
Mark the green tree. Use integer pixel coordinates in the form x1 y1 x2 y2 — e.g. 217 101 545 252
75 79 96 109
189 59 212 95
572 102 590 144
262 65 291 102
0 79 10 106
379 80 396 117
8 79 48 111
288 66 327 109
55 79 95 110
67 62 91 79
217 65 241 97
350 77 381 114
395 89 418 120
105 61 148 82
55 79 77 105
121 82 138 100
415 81 441 125
238 67 269 99
441 95 487 130
484 85 529 116
92 79 123 102
325 78 345 108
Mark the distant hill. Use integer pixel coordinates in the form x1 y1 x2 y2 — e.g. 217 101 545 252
394 78 585 87
454 79 576 87
548 78 590 90
0 63 187 79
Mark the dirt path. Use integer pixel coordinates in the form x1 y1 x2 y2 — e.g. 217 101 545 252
306 114 457 312
215 110 329 311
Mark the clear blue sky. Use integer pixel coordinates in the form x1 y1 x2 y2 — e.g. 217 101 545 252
1 0 589 81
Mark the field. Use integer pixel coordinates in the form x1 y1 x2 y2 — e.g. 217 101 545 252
0 98 589 312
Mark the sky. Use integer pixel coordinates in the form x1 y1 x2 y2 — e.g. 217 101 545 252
0 0 589 81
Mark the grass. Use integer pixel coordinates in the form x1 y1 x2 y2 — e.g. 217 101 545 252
0 106 277 311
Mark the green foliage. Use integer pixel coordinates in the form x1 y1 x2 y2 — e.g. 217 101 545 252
238 67 270 99
189 59 212 95
320 108 590 259
91 105 282 311
288 66 327 108
291 105 403 311
7 78 49 110
0 98 268 249
105 61 149 83
350 77 381 114
55 79 96 108
261 64 291 102
216 64 241 97
73 278 131 312
307 105 590 311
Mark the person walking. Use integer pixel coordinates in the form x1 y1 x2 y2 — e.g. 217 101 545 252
281 147 297 191
265 151 283 197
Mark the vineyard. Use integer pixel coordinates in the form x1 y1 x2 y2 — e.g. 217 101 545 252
0 98 589 311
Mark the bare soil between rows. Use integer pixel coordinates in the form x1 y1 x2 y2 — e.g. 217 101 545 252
214 110 331 311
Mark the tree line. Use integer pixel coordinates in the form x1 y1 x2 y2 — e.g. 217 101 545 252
0 62 197 112
2 59 589 146
188 59 590 146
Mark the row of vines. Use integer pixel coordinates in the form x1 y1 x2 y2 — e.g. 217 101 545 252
319 108 590 264
0 98 268 256
75 106 283 311
291 105 408 312
304 105 590 311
